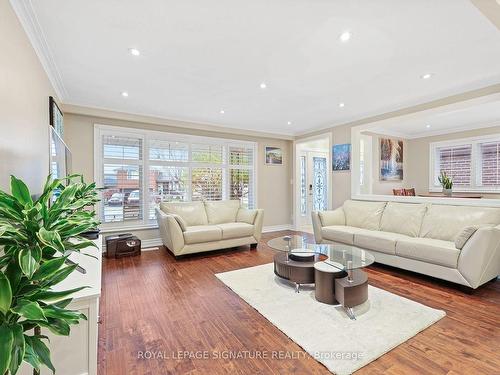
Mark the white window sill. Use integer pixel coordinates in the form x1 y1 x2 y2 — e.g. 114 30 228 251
428 187 500 194
100 223 159 234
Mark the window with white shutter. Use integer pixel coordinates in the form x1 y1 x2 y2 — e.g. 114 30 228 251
478 141 500 187
434 144 472 186
100 134 144 224
430 135 500 192
95 125 257 229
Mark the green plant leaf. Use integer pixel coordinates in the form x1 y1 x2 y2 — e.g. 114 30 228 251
44 264 78 287
38 318 70 336
24 335 55 373
37 228 65 253
0 273 12 314
10 175 33 207
0 325 14 375
43 304 87 321
22 336 42 371
32 257 67 281
8 324 25 375
28 286 88 302
12 300 47 322
4 260 22 295
18 249 37 278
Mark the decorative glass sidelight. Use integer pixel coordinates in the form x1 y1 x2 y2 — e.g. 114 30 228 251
300 156 306 215
313 156 327 211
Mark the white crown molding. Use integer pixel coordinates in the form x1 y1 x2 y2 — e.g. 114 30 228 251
10 0 67 100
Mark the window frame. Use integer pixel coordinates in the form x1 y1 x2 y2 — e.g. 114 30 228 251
94 124 257 231
429 134 500 193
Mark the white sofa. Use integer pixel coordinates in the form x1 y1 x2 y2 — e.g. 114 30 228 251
156 200 264 257
312 200 500 289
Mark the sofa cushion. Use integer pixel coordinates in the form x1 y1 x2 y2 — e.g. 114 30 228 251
183 225 222 244
161 201 208 226
319 208 345 226
420 204 500 241
217 222 255 239
454 224 494 250
205 200 240 224
396 238 460 268
321 225 363 245
354 229 410 255
380 202 427 237
343 200 387 230
236 208 257 224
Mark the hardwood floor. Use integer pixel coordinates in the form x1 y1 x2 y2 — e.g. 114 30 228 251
98 231 500 375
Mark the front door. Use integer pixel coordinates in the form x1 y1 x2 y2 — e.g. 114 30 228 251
298 151 328 227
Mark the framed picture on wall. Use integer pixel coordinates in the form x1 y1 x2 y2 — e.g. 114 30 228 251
265 146 283 165
49 96 64 137
380 138 403 181
332 143 351 171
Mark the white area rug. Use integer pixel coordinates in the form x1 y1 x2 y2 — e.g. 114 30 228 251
216 263 445 375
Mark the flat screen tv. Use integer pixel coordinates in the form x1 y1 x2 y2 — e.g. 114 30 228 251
49 125 72 180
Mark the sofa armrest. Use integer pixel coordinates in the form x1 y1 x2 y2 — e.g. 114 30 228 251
156 208 185 253
311 207 346 244
458 226 500 288
252 209 264 242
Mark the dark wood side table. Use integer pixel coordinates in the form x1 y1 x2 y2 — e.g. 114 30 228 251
314 261 347 304
274 252 327 293
314 261 369 320
335 269 368 319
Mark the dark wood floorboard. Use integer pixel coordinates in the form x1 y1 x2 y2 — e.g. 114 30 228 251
98 231 500 375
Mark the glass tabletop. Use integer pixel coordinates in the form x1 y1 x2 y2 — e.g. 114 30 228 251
267 235 375 270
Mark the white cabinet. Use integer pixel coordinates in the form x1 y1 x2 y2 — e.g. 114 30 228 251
19 237 102 375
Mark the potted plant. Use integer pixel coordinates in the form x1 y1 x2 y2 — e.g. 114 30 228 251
438 171 453 196
0 174 99 375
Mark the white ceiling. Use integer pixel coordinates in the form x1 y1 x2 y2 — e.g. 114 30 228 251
367 98 500 139
15 0 500 136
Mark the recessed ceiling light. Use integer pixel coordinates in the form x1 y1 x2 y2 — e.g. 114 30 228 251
260 82 267 89
129 48 140 56
219 109 225 114
338 102 345 108
426 124 431 128
287 121 292 125
421 73 433 79
121 91 129 97
339 31 351 42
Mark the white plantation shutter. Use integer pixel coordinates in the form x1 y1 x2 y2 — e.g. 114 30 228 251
479 141 500 187
149 139 188 162
192 167 223 201
101 134 144 223
435 145 472 186
191 144 224 163
228 146 254 208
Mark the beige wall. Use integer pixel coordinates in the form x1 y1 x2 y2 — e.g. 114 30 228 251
406 125 500 198
64 112 293 241
0 1 56 192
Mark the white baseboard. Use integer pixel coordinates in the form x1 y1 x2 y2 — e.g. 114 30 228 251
141 238 163 250
262 224 293 233
104 226 294 251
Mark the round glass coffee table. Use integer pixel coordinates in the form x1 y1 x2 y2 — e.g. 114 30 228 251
268 235 375 320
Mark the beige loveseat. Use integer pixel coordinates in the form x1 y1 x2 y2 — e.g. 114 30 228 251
312 200 500 289
156 200 264 257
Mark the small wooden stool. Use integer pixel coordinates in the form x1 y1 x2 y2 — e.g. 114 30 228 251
335 269 368 319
